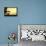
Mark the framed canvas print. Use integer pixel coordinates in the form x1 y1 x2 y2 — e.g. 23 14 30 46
4 7 18 16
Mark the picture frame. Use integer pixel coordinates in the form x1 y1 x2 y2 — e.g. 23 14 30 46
4 7 18 16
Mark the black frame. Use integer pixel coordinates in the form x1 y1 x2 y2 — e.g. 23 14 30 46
4 7 18 16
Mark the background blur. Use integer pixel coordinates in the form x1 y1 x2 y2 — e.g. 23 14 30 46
0 0 46 45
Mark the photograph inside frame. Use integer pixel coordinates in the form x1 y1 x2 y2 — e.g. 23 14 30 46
4 7 17 16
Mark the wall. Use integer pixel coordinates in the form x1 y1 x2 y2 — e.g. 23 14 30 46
0 0 46 44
